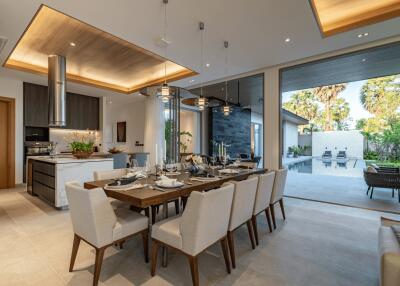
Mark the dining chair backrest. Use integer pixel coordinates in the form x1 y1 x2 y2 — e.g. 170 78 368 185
228 177 259 231
93 168 127 181
253 171 276 215
180 183 234 256
65 182 117 248
270 169 288 204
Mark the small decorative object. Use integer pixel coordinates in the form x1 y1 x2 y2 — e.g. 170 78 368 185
108 147 122 154
117 121 126 142
67 132 95 159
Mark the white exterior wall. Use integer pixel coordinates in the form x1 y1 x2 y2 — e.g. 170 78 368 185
283 121 299 156
312 130 364 159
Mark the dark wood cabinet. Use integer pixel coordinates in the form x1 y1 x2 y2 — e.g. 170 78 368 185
24 82 99 130
23 83 49 127
32 160 56 205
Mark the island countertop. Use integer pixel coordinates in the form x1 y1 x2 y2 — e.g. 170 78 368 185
28 155 113 164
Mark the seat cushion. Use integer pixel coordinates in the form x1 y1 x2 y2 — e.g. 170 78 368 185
109 198 130 209
151 215 183 250
113 208 148 241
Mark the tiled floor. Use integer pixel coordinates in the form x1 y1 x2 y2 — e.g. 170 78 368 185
286 172 400 214
1 186 398 286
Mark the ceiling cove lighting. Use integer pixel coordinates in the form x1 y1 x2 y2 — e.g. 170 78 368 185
309 0 400 37
222 41 232 117
195 21 208 111
3 5 196 94
285 38 291 43
157 0 172 103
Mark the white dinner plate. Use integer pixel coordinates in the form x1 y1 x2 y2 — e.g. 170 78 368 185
156 181 184 188
104 183 143 191
219 169 240 174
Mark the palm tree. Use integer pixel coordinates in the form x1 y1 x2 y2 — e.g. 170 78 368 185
314 84 347 131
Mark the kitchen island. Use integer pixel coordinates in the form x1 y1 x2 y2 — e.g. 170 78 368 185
27 155 113 209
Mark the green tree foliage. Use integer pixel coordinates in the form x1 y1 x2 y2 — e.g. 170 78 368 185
282 90 321 133
359 75 400 133
314 84 347 131
283 84 350 132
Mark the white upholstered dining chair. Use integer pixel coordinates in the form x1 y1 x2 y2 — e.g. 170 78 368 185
65 182 149 286
252 171 276 245
226 176 259 268
269 168 288 229
151 184 235 286
93 168 130 210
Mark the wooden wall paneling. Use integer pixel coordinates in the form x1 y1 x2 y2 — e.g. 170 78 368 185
0 96 15 189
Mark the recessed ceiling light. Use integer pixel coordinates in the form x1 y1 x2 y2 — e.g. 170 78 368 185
108 100 112 104
189 79 195 83
205 63 210 67
357 32 369 38
361 58 366 62
285 38 291 43
69 42 76 47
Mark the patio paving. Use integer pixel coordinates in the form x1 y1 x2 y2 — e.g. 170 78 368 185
284 172 400 214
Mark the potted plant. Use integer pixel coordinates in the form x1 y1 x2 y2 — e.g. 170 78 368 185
287 146 294 158
67 132 95 159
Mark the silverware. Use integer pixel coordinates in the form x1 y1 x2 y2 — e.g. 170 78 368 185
149 185 166 192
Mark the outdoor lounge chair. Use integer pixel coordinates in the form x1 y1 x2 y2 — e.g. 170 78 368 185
336 151 347 159
322 150 332 159
364 168 400 201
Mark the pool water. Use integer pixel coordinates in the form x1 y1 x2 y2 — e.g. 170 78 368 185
286 158 366 178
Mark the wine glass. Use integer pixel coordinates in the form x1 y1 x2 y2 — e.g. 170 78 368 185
210 156 216 166
166 160 177 173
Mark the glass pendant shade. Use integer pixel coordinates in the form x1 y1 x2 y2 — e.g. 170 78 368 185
159 83 171 103
223 104 231 116
196 96 208 110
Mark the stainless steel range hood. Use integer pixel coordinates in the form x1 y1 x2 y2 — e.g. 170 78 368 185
48 55 66 127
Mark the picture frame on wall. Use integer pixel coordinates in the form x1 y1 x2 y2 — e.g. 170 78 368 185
117 121 126 142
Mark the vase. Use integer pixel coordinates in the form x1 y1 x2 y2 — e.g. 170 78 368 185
72 151 93 159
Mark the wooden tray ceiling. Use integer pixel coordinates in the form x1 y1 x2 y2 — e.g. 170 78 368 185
309 0 400 37
3 5 196 94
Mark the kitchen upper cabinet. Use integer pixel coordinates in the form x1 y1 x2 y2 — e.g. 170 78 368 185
66 92 99 130
23 83 49 127
23 82 99 130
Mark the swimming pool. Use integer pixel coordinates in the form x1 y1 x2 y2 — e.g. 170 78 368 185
285 158 366 178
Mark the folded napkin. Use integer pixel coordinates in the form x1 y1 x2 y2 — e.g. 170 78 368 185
105 183 144 191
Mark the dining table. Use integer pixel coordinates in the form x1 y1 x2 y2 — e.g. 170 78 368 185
84 166 268 266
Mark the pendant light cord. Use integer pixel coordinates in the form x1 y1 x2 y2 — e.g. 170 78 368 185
200 22 204 97
224 41 228 103
164 0 168 84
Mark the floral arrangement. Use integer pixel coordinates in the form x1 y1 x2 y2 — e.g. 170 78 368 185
66 132 95 158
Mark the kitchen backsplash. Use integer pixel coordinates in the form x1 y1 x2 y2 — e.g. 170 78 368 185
49 128 102 153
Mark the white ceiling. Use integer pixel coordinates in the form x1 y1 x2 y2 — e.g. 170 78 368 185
0 0 400 101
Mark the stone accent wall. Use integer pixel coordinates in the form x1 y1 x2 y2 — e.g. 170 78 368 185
209 106 251 157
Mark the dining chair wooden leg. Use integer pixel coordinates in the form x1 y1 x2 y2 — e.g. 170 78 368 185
182 196 188 210
251 215 259 246
227 231 236 269
270 204 277 229
246 220 256 249
219 236 231 274
188 255 199 286
279 199 286 220
119 241 124 249
69 234 81 272
93 247 106 286
141 230 149 263
151 240 159 276
265 208 273 233
144 207 150 218
174 199 180 215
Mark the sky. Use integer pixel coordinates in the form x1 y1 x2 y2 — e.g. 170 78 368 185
282 79 374 129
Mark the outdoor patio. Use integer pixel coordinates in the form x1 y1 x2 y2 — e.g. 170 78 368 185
284 172 400 214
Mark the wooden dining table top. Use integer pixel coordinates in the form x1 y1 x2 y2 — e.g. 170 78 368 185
84 168 267 208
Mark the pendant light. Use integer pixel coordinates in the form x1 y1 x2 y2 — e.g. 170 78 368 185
196 21 208 111
222 40 232 116
158 0 171 103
